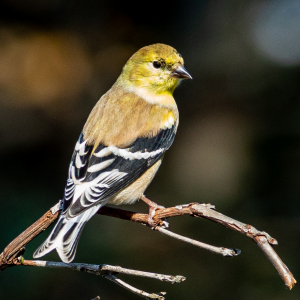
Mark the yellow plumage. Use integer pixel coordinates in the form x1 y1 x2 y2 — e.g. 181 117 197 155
33 43 192 263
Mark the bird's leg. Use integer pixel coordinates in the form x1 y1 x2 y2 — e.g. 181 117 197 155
140 195 165 227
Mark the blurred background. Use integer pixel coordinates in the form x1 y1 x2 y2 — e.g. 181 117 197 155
0 0 300 299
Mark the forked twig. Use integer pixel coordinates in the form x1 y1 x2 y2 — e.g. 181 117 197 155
103 274 166 300
99 201 296 289
18 259 185 284
17 259 184 300
0 199 296 299
154 226 240 257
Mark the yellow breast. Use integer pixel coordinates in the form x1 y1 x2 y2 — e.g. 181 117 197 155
83 86 179 148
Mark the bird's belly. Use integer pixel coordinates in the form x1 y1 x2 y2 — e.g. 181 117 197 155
107 158 162 206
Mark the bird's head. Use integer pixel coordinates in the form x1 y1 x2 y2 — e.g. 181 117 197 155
118 44 192 96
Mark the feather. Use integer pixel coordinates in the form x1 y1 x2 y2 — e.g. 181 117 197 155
33 43 188 263
33 203 102 263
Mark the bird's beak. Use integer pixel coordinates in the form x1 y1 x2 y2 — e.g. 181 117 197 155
171 65 192 79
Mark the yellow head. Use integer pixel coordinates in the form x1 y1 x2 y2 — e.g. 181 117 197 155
117 43 192 96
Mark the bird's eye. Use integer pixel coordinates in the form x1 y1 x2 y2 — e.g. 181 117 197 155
153 61 162 69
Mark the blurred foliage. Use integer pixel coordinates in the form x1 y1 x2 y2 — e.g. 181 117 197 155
0 0 300 299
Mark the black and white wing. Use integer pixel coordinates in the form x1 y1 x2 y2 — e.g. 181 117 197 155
34 124 177 263
65 124 177 217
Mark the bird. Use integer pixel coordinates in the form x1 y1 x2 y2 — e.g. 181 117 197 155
33 43 192 263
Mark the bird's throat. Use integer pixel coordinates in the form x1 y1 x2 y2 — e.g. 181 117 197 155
127 86 177 108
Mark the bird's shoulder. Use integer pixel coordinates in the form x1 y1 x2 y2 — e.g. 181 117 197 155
62 85 179 216
82 85 179 149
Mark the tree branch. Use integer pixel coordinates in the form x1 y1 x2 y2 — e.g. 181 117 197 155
0 202 61 270
0 199 297 299
103 273 166 300
17 259 184 300
254 235 296 290
18 259 185 284
97 203 296 289
154 226 240 257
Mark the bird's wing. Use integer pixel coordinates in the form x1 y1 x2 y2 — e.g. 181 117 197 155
62 125 177 217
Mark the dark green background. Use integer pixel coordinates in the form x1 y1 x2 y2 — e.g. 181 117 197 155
0 1 299 299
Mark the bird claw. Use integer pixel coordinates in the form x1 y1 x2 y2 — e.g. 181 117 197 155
148 218 169 230
148 204 166 228
160 220 169 228
141 195 166 228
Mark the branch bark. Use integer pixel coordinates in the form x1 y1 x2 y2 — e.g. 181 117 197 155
0 204 60 270
0 200 297 299
18 259 185 284
18 259 184 300
97 203 296 289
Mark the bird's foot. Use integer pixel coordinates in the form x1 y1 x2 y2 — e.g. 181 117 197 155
140 195 166 228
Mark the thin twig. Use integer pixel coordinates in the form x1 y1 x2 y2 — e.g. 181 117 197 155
254 236 296 290
155 227 240 257
19 259 173 300
100 264 186 283
97 203 296 289
19 259 185 284
103 273 166 300
98 203 275 245
0 202 61 270
0 200 296 292
103 274 165 300
190 203 278 245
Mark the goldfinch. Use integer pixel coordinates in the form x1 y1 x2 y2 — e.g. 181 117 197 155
33 43 192 263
